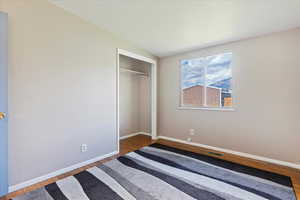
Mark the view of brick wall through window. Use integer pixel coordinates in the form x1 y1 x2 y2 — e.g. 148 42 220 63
182 85 232 107
182 85 204 106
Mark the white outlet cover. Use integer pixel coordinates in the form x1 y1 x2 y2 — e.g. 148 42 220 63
189 129 195 135
187 138 192 142
81 144 88 152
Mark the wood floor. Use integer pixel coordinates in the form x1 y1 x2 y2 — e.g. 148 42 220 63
2 134 300 199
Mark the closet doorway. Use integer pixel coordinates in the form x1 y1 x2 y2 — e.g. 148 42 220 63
116 49 157 152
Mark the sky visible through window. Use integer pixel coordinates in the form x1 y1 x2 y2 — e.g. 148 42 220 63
181 52 232 90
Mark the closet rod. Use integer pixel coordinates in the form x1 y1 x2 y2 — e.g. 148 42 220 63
120 68 148 76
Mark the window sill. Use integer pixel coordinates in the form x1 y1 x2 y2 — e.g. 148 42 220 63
177 107 235 112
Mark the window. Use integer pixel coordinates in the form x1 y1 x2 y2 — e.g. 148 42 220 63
180 52 233 109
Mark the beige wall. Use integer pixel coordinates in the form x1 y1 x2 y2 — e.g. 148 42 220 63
1 0 155 185
139 75 151 133
120 72 141 137
158 28 300 164
119 56 151 137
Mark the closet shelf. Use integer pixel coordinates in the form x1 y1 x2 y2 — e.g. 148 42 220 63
120 68 148 76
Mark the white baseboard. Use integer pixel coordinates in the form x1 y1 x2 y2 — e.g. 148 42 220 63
8 151 119 193
158 136 300 170
120 132 151 140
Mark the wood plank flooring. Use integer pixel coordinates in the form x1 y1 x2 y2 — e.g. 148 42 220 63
2 134 300 199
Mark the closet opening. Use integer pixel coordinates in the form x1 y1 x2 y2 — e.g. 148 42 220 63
116 49 157 152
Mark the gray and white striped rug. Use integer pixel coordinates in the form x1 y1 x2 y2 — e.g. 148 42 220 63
14 143 296 200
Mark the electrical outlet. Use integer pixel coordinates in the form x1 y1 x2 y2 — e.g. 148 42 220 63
189 129 195 136
81 144 88 152
187 137 192 142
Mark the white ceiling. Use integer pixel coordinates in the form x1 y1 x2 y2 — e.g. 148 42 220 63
49 0 300 57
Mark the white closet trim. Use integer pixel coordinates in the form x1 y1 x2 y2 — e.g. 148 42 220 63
116 49 157 154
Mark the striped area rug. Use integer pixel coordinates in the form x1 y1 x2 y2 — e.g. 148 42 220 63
14 143 296 200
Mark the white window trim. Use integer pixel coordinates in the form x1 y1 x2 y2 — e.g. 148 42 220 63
179 53 234 111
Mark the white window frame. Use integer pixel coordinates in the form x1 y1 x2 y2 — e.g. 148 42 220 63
179 53 235 111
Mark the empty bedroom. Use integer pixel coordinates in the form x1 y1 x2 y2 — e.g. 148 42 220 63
0 0 299 199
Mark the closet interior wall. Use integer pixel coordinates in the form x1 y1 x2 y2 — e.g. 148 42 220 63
119 55 151 138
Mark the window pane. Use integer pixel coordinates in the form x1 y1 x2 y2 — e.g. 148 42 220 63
181 59 205 107
180 52 233 109
206 53 233 107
